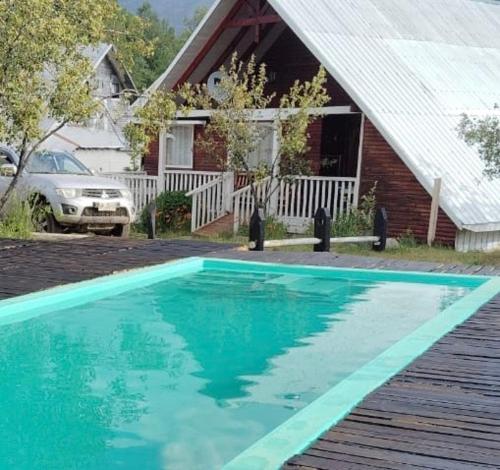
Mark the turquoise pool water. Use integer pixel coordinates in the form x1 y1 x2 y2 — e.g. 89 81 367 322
0 259 494 470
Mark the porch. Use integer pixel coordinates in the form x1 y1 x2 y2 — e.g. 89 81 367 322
106 169 360 234
108 106 364 234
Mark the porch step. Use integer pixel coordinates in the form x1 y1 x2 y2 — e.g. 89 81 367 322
194 213 235 237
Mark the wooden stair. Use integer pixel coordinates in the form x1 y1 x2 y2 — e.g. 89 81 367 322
194 213 235 237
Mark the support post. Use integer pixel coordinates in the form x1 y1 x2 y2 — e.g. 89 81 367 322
427 177 442 247
157 129 167 194
314 208 331 252
249 208 265 251
353 113 365 208
223 171 235 212
268 120 280 217
373 207 388 252
146 202 156 240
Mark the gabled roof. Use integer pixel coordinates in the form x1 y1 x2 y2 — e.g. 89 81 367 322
81 43 137 92
148 0 500 231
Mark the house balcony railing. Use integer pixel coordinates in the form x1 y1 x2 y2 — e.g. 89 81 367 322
104 169 359 233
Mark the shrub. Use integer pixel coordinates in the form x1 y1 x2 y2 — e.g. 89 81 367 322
0 197 34 239
238 215 289 239
331 183 377 237
398 229 418 248
140 191 192 233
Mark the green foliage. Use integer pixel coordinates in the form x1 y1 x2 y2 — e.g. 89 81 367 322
179 6 209 43
331 184 377 237
124 88 178 165
0 198 34 239
238 216 289 240
129 2 179 90
0 0 150 214
140 191 192 233
265 217 289 239
125 3 208 90
458 108 500 179
179 54 330 213
398 229 418 248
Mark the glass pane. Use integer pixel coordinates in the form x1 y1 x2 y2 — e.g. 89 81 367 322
167 126 194 168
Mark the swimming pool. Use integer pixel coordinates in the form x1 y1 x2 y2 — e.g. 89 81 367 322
0 258 498 470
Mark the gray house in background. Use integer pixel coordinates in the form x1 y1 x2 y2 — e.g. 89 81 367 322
43 44 138 173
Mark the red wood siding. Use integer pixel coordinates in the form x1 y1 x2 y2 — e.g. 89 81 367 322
144 138 159 176
261 28 356 108
189 121 323 174
361 120 457 245
192 125 220 172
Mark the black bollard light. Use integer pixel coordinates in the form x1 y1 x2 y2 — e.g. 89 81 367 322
249 208 265 251
314 207 331 252
373 207 388 252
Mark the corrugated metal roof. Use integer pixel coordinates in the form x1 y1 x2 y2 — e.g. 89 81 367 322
148 0 500 231
268 0 500 231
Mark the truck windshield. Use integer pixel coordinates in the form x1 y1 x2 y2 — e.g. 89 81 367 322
26 151 91 175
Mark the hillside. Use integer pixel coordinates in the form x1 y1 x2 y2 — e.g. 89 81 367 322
119 0 212 30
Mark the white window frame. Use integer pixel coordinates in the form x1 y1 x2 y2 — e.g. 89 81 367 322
166 124 195 169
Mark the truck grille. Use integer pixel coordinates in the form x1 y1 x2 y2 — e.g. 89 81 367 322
82 207 128 217
82 189 122 199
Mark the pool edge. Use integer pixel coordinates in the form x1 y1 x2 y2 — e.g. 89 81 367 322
0 257 204 325
223 274 500 470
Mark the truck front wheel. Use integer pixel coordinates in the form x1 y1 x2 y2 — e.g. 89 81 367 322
111 224 130 238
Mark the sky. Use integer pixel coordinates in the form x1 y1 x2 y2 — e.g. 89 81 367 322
119 0 212 31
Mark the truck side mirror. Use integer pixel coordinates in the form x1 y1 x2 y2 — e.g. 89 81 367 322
0 163 18 177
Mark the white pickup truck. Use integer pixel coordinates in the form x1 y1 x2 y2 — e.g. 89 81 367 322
0 146 136 237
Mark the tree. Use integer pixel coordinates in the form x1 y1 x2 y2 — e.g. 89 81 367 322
179 5 209 43
126 54 329 214
129 2 180 90
0 0 149 214
179 54 330 213
458 107 500 179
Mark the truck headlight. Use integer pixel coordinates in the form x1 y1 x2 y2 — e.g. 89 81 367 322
55 188 81 199
120 189 132 199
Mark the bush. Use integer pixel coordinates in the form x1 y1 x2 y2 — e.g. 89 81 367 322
398 229 418 248
0 197 34 239
238 215 289 239
331 183 377 237
140 191 192 233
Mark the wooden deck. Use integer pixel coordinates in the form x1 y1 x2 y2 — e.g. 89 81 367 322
1 241 499 469
0 237 234 299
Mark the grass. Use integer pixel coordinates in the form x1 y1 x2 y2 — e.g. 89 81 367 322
333 243 500 266
132 225 500 267
0 198 34 239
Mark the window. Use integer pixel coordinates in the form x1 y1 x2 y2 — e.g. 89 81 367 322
111 76 121 98
247 124 275 169
166 126 194 169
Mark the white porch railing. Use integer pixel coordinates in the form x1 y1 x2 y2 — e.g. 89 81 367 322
277 176 358 232
104 170 359 234
164 170 220 193
232 177 271 234
103 170 221 213
187 172 234 233
232 176 358 234
105 173 158 211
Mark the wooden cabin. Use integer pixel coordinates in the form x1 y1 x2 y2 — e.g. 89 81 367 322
133 0 500 252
